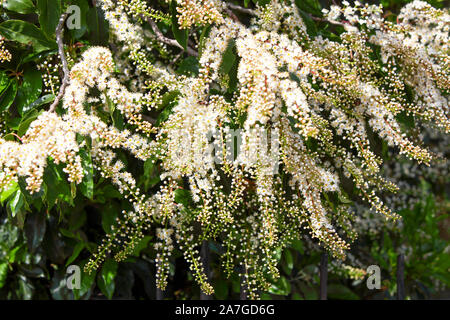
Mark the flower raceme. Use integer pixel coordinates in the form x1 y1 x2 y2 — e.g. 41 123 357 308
0 0 448 298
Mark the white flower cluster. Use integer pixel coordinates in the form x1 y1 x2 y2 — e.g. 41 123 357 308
173 0 224 29
0 37 11 63
1 0 448 299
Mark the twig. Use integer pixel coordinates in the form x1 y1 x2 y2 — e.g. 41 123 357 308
319 252 328 300
310 15 347 27
226 3 256 16
49 13 70 113
142 114 156 125
397 253 405 300
224 7 240 23
147 18 198 57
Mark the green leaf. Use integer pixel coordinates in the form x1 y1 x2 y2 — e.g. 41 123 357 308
252 0 270 5
176 56 199 76
7 189 26 219
0 79 18 113
174 188 192 207
16 66 42 115
37 0 62 38
17 96 53 135
0 20 56 52
0 263 7 289
8 244 24 263
43 162 73 209
197 25 211 57
66 242 85 267
20 49 58 65
214 278 229 300
219 40 239 93
220 40 237 75
18 109 44 137
87 6 109 46
295 0 322 16
98 259 118 299
283 249 294 274
0 71 10 95
24 210 46 252
268 276 291 296
101 202 119 233
298 282 318 300
297 9 318 37
17 275 34 299
79 149 94 199
59 228 81 240
73 262 96 300
171 0 188 50
327 284 360 300
0 181 19 205
291 239 304 254
2 0 35 14
131 235 152 257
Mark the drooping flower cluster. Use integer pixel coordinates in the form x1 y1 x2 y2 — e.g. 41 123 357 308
0 0 448 299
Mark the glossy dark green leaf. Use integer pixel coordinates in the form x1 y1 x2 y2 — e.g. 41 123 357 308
98 259 118 299
0 71 10 94
24 210 46 252
43 162 73 209
101 201 119 233
0 263 7 289
50 268 73 300
0 20 56 52
220 40 237 75
283 249 294 274
86 6 109 46
198 25 212 57
0 79 18 113
297 8 318 37
20 49 58 65
252 0 270 5
7 189 26 219
174 188 192 207
73 266 96 300
176 56 199 76
17 274 34 299
37 0 62 38
18 107 43 136
79 149 94 199
213 278 228 300
131 235 152 257
327 284 360 300
171 0 188 50
295 0 322 16
0 181 19 205
66 242 85 267
2 0 35 14
18 95 54 133
290 239 304 254
16 66 43 115
268 276 291 296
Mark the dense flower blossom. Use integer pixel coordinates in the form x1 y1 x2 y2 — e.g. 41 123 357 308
0 0 448 298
